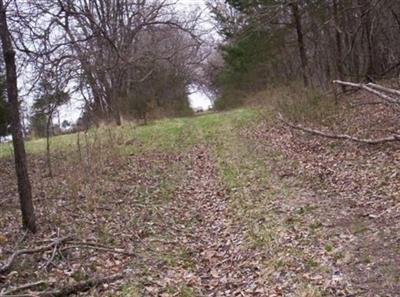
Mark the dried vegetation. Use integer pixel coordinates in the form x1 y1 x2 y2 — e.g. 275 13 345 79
0 95 399 296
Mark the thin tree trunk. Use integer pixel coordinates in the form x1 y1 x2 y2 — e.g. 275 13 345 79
290 1 309 87
0 0 36 232
333 0 345 92
111 80 122 126
113 106 122 126
76 132 82 162
46 115 53 178
358 0 374 78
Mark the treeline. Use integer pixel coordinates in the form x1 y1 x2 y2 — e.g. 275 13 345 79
9 0 206 131
208 0 400 108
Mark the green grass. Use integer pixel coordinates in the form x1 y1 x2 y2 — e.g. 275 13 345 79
3 99 396 295
0 108 257 158
0 106 333 295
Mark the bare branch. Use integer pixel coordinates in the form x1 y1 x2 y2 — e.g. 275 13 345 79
1 280 47 295
0 235 73 274
278 114 400 145
366 82 400 97
1 274 123 297
333 80 400 106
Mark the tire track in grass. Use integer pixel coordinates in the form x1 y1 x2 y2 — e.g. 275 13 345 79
146 145 265 296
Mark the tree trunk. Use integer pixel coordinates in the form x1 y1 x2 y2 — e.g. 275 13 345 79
111 79 122 126
290 1 309 87
358 0 374 78
46 115 53 178
113 106 122 126
333 0 345 92
0 0 36 233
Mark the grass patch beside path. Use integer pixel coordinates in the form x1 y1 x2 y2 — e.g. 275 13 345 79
0 109 256 158
208 111 328 296
0 107 337 296
2 93 397 296
0 108 259 296
3 105 395 296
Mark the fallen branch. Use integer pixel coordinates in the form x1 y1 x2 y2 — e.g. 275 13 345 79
1 280 47 295
39 273 123 297
333 80 400 106
0 274 123 297
0 236 73 274
367 82 400 97
62 242 136 257
278 114 400 145
0 198 10 206
0 236 136 275
349 101 386 108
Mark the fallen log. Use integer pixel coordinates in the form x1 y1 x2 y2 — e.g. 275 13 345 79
367 82 400 97
333 80 400 106
278 114 400 145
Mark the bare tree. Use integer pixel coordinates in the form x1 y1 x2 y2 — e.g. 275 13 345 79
12 0 201 125
0 0 36 232
31 71 70 177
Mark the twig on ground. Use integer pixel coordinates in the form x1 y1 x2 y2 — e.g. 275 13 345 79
0 235 136 275
62 242 136 257
39 273 123 297
0 198 16 208
0 274 123 297
349 101 387 108
43 229 62 270
44 240 59 270
278 114 400 145
1 280 47 295
14 231 29 250
0 235 73 274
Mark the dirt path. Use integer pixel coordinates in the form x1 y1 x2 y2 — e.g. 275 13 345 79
145 145 265 296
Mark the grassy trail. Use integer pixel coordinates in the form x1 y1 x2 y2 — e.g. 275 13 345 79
1 108 399 296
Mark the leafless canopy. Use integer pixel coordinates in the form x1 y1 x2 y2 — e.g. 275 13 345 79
8 0 209 124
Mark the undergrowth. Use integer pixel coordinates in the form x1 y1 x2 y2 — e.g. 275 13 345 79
252 84 339 125
2 100 399 295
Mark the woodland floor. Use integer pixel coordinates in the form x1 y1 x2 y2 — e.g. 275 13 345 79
0 96 399 296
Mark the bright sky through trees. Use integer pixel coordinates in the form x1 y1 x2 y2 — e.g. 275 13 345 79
55 0 213 123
